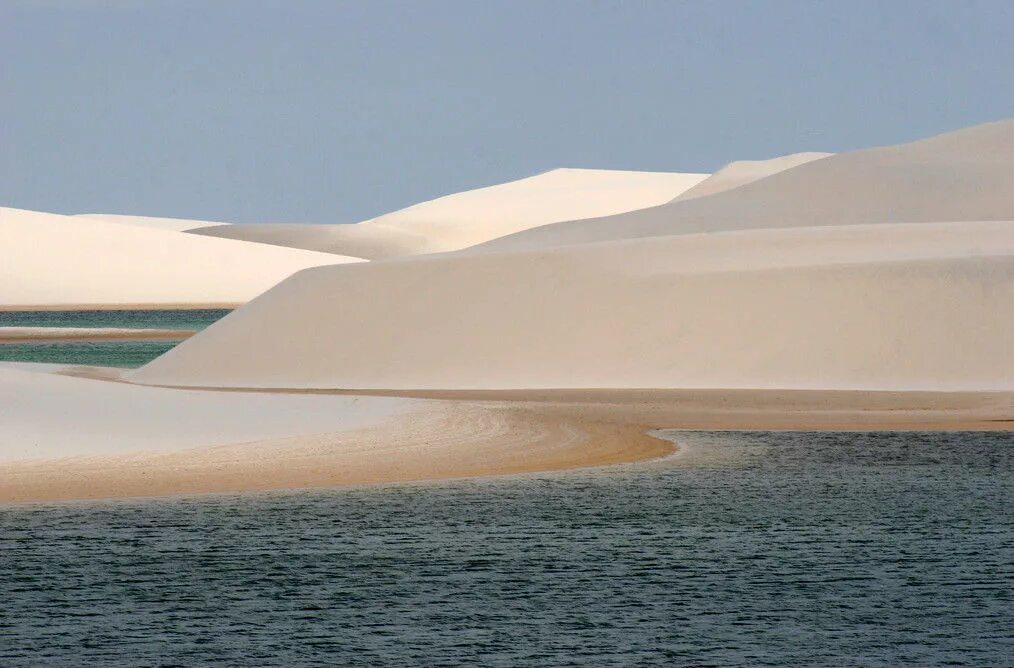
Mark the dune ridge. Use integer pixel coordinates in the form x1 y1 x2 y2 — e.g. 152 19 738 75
674 152 832 201
76 213 231 232
473 119 1014 253
190 168 707 259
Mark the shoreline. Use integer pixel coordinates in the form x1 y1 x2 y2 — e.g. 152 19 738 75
0 401 674 504
0 327 195 343
0 303 241 312
1 381 1009 505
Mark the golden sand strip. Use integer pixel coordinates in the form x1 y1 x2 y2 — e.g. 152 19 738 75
0 387 1009 504
0 328 195 343
0 401 670 504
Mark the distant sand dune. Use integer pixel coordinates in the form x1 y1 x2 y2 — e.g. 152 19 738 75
129 221 1014 392
474 119 1014 252
0 207 362 308
190 168 707 259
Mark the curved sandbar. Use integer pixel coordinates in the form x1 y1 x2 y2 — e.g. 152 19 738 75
0 367 673 504
2 362 1010 503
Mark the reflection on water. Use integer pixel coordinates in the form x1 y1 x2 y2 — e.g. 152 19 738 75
1 431 1011 666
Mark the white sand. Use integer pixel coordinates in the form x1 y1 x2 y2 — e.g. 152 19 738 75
0 207 363 308
76 213 231 232
0 365 421 461
474 119 1014 252
128 220 1014 392
0 364 677 502
674 152 832 201
189 168 708 259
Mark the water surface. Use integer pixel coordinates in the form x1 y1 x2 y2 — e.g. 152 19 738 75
0 309 229 367
1 430 1010 666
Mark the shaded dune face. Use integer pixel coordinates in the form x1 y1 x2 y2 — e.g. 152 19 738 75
129 221 1014 392
471 119 1014 253
673 152 833 201
188 168 708 259
190 222 426 260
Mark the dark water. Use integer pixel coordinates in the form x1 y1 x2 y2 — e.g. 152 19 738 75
0 309 230 367
1 431 1011 666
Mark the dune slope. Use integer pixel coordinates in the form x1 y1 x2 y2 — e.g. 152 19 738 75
129 221 1014 392
189 168 707 259
474 118 1014 253
674 152 832 201
0 207 361 308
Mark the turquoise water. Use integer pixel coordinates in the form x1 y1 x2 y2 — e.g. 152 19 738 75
1 430 1010 666
0 309 230 367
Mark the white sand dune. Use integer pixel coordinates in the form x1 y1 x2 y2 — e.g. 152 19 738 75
0 207 362 308
189 168 708 259
128 220 1014 392
77 213 230 232
473 119 1014 253
674 152 832 201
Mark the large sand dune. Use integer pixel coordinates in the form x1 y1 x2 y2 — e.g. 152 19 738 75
474 119 1014 253
76 213 230 232
190 168 707 259
0 207 361 308
129 220 1014 392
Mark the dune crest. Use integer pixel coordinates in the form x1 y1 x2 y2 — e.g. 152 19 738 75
190 168 707 259
76 213 231 232
474 118 1014 253
674 152 832 201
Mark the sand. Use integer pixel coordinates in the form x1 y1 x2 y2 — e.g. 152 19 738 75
0 364 673 503
3 119 1011 505
0 327 194 342
0 207 363 308
0 365 421 461
0 364 1007 503
129 221 1014 392
674 152 832 201
190 168 708 259
473 119 1014 252
76 213 231 232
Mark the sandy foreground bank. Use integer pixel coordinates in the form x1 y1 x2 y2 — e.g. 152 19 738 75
0 365 1009 504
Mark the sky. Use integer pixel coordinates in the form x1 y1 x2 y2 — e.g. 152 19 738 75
2 0 1013 224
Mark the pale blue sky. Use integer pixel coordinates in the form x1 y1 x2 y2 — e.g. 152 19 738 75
2 0 1012 224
